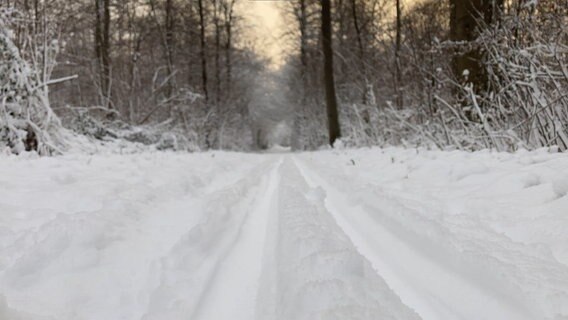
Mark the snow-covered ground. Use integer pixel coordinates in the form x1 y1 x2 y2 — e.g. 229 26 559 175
1 148 567 320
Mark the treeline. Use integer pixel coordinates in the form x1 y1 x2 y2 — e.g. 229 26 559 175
1 0 567 154
283 0 568 151
1 0 263 153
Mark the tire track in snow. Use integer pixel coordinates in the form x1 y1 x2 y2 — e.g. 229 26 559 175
293 156 537 320
259 158 421 320
0 154 273 320
191 157 283 320
141 156 282 320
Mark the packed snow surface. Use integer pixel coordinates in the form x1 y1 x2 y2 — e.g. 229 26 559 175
1 148 568 320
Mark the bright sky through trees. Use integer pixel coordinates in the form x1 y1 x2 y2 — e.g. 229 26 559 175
239 0 424 68
238 1 286 68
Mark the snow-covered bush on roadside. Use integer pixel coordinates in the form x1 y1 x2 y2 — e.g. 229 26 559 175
62 106 120 140
339 3 567 152
474 9 568 151
58 103 201 152
0 8 65 155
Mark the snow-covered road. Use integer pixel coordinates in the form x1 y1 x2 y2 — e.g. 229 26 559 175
1 148 568 320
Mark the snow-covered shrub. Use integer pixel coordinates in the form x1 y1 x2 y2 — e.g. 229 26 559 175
58 85 204 152
61 105 201 152
475 10 568 151
292 108 328 150
313 1 567 152
339 2 567 152
61 106 120 140
420 4 568 152
0 8 64 155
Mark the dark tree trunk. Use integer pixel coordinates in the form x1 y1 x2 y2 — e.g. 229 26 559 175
350 0 367 104
186 1 195 86
225 24 232 96
197 0 209 102
291 0 309 150
321 0 341 146
33 0 39 31
214 0 221 104
395 0 403 108
95 0 111 109
223 0 235 96
165 0 175 96
450 0 503 90
299 0 308 86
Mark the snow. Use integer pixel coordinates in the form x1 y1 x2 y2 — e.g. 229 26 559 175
1 148 568 320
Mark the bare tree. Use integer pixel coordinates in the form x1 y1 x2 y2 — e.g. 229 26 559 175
213 0 221 104
164 0 176 96
394 0 402 108
222 0 236 96
95 0 111 109
450 0 503 90
197 0 209 102
321 0 341 146
350 0 367 103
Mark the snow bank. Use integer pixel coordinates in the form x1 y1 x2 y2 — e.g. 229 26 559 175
1 147 567 320
0 152 266 320
298 147 568 319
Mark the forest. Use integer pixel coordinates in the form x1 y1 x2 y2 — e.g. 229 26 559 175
0 0 567 154
2 2 568 319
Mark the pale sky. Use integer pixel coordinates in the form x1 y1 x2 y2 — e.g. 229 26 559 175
238 0 422 69
238 1 286 68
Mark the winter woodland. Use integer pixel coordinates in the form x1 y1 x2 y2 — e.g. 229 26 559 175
1 1 568 320
0 0 566 154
